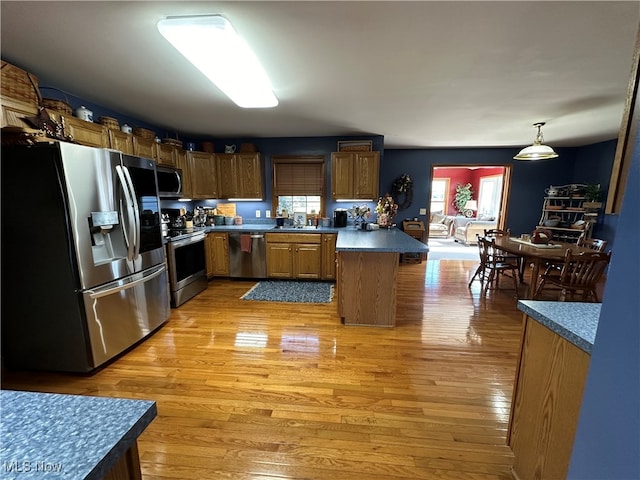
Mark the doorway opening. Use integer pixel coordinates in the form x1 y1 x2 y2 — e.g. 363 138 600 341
427 165 512 259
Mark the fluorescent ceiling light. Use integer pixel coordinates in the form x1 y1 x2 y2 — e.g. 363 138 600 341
157 15 278 108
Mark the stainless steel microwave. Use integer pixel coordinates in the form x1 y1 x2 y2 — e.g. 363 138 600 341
156 165 182 198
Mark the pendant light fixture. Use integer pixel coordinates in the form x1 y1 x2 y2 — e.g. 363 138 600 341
513 122 559 160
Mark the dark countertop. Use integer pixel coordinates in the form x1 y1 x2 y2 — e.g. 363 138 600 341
336 227 429 253
201 224 428 253
517 300 601 354
0 390 156 479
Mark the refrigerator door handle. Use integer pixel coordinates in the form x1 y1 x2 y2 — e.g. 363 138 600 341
121 165 141 260
115 165 136 261
88 264 166 300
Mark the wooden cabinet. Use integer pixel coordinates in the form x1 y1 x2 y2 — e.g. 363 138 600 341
132 135 155 159
337 250 399 326
1 97 38 128
331 151 380 200
155 142 177 167
65 117 108 148
216 153 263 199
508 316 590 480
174 148 192 198
265 233 322 279
321 233 337 280
107 129 133 155
205 232 229 278
188 151 218 199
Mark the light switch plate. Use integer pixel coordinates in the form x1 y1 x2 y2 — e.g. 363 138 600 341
419 208 427 215
256 210 261 218
266 210 271 218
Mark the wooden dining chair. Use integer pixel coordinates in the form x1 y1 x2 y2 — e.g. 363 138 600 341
484 228 523 278
534 249 611 302
577 235 608 252
469 236 520 298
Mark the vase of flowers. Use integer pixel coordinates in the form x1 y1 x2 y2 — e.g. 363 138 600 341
375 194 398 228
348 204 371 229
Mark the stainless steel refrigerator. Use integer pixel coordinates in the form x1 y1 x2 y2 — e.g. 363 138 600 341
1 142 170 372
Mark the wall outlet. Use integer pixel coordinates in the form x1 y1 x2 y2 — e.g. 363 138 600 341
419 208 427 215
266 210 271 218
255 210 261 218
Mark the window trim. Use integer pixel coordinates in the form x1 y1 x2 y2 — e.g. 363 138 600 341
271 155 327 216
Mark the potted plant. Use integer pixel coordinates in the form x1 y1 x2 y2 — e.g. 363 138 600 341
453 183 473 215
583 184 603 208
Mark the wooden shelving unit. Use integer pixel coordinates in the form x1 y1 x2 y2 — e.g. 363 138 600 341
538 184 602 243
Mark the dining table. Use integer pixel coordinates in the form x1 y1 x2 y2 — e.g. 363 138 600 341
491 236 598 298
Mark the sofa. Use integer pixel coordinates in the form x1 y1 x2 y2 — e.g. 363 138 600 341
428 213 455 237
453 216 497 245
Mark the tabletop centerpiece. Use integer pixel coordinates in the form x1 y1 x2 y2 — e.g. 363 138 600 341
375 193 398 227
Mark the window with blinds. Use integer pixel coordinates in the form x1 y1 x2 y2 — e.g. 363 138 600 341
271 156 326 216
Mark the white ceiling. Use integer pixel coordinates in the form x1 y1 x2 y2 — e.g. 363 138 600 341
1 1 639 149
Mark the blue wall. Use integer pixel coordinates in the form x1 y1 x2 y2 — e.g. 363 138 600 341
381 147 578 236
27 61 617 236
568 125 639 479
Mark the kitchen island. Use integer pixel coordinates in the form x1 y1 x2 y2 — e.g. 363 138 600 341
0 390 156 479
335 228 429 327
508 301 600 480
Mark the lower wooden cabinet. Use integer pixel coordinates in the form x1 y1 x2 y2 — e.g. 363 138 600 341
321 233 337 280
205 232 229 277
508 317 590 480
265 233 322 279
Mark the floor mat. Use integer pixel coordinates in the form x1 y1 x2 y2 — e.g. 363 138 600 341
241 281 335 303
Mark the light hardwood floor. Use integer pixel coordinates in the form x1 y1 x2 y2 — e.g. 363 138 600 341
3 259 543 479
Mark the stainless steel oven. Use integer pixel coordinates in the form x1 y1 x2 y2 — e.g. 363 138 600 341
165 230 207 307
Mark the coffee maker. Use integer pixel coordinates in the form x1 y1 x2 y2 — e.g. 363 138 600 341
333 208 348 228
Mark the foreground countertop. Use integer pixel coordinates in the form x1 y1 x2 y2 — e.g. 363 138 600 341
517 300 601 354
0 390 156 479
336 227 429 253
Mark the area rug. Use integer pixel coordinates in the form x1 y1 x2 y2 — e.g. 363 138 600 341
241 281 334 303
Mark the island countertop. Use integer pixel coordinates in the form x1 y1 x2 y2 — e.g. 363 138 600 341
0 390 156 479
517 300 601 354
335 227 429 253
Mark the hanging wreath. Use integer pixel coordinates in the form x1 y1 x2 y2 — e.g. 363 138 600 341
391 174 413 210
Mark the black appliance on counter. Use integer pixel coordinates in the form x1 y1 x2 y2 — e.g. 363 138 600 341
334 208 348 228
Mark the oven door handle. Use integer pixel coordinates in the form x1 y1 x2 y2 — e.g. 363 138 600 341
169 233 205 249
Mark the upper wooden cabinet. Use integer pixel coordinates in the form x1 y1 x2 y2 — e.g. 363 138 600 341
174 148 192 198
331 151 380 200
64 117 108 148
107 129 133 155
1 97 38 128
188 151 218 199
216 153 264 199
132 136 155 159
155 142 177 167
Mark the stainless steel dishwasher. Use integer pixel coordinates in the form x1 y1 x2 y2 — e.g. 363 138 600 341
228 232 267 278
